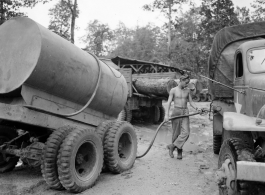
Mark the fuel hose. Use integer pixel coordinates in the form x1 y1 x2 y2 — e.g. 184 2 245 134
136 112 202 159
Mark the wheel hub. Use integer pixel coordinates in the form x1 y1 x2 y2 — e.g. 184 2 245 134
76 153 84 165
216 159 236 195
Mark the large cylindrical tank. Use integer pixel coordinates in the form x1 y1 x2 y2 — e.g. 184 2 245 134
0 17 128 117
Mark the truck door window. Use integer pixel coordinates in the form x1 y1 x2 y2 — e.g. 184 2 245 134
247 48 265 73
236 53 243 78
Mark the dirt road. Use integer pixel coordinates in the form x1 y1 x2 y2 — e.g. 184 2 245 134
0 102 219 195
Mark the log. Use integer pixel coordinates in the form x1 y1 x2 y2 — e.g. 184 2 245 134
133 78 176 97
133 78 203 98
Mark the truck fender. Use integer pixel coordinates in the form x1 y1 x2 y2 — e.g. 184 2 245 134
223 112 265 132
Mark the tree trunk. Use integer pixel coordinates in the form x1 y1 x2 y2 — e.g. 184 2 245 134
167 0 172 60
133 78 177 97
70 0 77 44
0 1 4 25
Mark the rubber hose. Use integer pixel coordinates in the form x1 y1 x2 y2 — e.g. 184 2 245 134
136 112 200 159
23 51 102 118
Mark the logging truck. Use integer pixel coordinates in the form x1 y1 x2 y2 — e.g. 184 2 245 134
111 57 184 123
0 17 138 193
209 21 265 194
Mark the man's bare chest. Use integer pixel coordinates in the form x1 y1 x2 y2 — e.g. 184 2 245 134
173 88 189 98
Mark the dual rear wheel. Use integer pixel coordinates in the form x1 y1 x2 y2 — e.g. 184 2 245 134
41 121 137 193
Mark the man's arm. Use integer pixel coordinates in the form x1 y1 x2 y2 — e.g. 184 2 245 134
188 90 198 111
165 89 174 121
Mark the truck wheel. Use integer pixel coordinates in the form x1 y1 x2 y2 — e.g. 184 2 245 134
104 121 137 173
41 126 74 190
213 135 222 154
95 120 115 172
217 138 255 195
207 94 212 102
57 128 103 193
192 94 200 102
117 109 126 121
0 126 19 173
159 107 165 122
152 106 160 124
200 94 207 102
125 106 132 123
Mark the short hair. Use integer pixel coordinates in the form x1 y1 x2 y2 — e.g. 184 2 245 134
180 74 190 82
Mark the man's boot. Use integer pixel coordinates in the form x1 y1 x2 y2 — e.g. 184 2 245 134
176 148 183 159
167 144 175 158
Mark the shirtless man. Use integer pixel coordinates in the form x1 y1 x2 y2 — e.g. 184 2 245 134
165 74 200 159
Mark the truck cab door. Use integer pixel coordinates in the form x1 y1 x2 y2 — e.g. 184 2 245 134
234 51 246 114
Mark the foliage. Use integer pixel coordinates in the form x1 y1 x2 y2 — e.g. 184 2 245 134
48 0 71 41
200 0 239 50
143 0 188 17
170 6 208 74
235 6 251 24
251 0 265 22
0 0 51 25
109 24 163 62
82 19 114 56
48 0 79 43
80 0 265 78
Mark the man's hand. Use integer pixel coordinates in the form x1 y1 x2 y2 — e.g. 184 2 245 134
164 115 169 122
197 108 202 114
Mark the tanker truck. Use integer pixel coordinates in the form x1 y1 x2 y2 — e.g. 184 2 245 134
0 17 137 193
208 21 265 194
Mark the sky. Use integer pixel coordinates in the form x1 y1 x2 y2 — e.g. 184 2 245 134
21 0 253 47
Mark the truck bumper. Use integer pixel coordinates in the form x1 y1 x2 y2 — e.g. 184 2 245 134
237 161 265 182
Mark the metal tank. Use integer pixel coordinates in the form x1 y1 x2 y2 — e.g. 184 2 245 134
0 17 128 117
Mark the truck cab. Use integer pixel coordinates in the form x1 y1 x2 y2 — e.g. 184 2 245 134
208 22 265 194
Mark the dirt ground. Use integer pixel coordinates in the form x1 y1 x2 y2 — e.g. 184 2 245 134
0 102 219 195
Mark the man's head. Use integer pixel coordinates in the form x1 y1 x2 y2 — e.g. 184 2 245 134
179 74 190 88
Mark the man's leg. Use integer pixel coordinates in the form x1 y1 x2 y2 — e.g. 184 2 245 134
174 109 190 159
167 108 181 158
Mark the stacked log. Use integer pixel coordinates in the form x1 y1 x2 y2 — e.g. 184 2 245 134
133 78 176 97
133 78 203 98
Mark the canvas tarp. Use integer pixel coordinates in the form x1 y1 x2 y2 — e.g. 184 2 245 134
208 22 265 98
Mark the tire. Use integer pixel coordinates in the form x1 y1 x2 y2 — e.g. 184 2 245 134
152 106 160 124
57 128 103 193
125 106 132 123
218 138 255 195
41 126 74 190
95 120 115 141
0 126 19 173
117 109 126 121
192 94 200 102
159 107 165 122
95 120 115 172
207 94 212 102
213 135 222 154
200 94 207 102
104 121 137 173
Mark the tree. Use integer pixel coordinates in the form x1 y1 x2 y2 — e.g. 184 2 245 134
251 0 265 22
200 0 239 50
68 0 78 43
143 0 188 61
82 20 113 56
108 24 164 62
48 0 79 43
235 6 251 24
0 0 51 25
48 0 71 41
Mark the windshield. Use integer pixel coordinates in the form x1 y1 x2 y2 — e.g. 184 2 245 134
247 48 265 73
